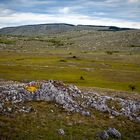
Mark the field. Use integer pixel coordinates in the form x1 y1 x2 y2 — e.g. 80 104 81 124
0 29 140 140
0 30 140 92
0 101 140 140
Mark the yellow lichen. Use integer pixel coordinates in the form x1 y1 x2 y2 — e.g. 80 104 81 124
26 86 37 92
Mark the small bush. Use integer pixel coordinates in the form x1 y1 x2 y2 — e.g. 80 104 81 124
72 56 77 58
59 60 67 62
106 51 113 55
130 45 140 48
128 84 136 91
80 76 84 80
47 39 64 47
131 45 135 47
0 39 16 44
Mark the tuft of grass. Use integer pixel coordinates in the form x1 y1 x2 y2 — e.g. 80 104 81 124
0 39 16 44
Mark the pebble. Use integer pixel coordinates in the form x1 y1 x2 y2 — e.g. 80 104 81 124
107 128 121 138
97 130 109 140
57 128 65 135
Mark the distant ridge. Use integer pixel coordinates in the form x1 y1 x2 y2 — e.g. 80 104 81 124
0 23 134 36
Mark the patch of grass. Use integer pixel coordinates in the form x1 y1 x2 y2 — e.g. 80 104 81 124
0 101 140 140
59 59 67 62
0 34 140 93
106 51 120 55
0 50 140 92
47 38 64 47
0 39 16 44
106 99 122 111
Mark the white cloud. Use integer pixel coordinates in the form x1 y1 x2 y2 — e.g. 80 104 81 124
9 0 53 7
93 12 107 16
0 8 140 29
58 7 71 14
106 0 121 3
0 8 13 16
128 0 140 3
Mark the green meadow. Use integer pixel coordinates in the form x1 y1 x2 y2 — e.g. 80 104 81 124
0 31 140 140
0 48 140 92
0 32 140 92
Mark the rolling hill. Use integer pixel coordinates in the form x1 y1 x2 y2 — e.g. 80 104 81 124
0 23 133 36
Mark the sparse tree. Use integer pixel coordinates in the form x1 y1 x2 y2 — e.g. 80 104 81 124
80 76 84 80
72 56 77 58
129 84 135 91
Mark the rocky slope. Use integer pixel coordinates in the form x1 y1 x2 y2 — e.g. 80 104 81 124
0 80 140 123
0 23 132 36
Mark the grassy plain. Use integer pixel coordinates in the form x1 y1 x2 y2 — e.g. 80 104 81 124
0 30 140 140
0 31 140 92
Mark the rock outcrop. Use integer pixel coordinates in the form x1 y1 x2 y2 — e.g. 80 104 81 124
0 80 89 115
0 80 140 123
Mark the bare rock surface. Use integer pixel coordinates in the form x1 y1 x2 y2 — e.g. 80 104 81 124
0 80 140 123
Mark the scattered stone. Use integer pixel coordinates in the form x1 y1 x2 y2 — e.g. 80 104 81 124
109 115 114 119
57 128 65 135
97 128 121 139
0 80 140 123
107 128 121 138
97 130 109 140
83 93 140 122
19 106 33 113
81 110 90 116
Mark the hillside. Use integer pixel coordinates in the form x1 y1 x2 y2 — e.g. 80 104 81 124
0 28 140 92
0 23 133 36
0 23 140 140
0 80 140 140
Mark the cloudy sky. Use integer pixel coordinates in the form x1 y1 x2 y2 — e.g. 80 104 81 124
0 0 140 29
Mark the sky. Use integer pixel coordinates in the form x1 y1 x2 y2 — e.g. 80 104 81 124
0 0 140 29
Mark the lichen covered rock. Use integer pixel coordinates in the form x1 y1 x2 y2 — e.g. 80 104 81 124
0 80 140 123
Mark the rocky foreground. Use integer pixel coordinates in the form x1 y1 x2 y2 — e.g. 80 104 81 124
0 80 140 122
0 80 140 139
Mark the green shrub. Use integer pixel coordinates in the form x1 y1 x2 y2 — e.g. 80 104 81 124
0 39 16 44
130 45 140 47
80 76 84 80
106 51 113 55
128 84 136 91
47 39 64 47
